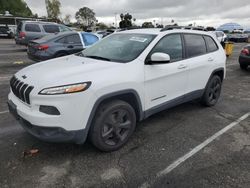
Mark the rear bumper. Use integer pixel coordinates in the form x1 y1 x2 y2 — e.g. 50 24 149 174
27 52 51 62
239 55 250 65
7 99 87 144
15 38 28 45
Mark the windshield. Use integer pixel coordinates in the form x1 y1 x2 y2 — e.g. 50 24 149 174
79 33 156 63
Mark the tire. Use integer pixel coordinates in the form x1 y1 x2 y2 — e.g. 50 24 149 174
201 75 222 107
89 100 136 152
240 63 248 70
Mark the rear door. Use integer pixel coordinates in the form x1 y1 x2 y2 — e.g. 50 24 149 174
64 34 83 54
183 34 218 94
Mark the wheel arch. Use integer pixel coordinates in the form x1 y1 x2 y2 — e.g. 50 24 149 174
80 89 144 143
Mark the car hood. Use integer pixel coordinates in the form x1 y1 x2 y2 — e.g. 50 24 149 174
15 54 122 87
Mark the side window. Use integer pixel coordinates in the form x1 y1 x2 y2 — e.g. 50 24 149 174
150 34 183 62
25 24 41 32
204 36 218 53
65 34 81 44
184 34 206 58
59 25 71 32
56 37 66 43
43 25 60 33
82 33 99 46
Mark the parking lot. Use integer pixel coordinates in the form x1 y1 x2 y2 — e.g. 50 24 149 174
0 38 249 188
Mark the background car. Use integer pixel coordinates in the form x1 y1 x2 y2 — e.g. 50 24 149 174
213 31 227 43
27 31 100 61
15 21 72 46
0 25 14 38
239 45 250 70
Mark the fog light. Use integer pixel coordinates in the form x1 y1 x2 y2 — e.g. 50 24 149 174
39 105 60 115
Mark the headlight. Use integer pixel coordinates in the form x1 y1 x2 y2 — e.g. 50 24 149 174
39 82 91 95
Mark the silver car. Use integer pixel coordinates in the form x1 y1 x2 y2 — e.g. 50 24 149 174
15 21 72 46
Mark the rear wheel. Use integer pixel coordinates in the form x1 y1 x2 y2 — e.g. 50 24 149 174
89 100 136 152
201 75 222 107
240 63 248 70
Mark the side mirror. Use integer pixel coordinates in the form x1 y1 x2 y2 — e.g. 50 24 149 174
147 52 170 64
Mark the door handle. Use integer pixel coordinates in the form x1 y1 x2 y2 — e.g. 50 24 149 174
67 45 74 49
178 64 187 69
208 57 214 62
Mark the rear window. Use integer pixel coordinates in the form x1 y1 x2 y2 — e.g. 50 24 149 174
184 34 206 58
25 24 41 32
43 25 60 33
82 33 99 46
204 36 218 52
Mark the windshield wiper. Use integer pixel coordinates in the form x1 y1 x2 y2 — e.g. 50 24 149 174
84 55 111 61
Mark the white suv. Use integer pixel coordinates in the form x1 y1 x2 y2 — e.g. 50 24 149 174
8 27 226 151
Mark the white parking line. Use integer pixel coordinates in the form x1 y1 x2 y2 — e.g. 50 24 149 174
140 112 250 188
0 110 9 115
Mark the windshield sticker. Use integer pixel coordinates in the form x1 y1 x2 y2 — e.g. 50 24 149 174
129 37 148 42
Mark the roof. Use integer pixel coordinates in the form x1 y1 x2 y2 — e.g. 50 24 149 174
120 28 210 36
21 20 59 25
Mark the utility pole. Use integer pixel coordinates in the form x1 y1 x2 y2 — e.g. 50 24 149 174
114 13 118 29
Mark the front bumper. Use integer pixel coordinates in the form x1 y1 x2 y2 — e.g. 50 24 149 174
7 99 88 144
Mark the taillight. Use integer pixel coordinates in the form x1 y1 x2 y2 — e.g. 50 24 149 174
19 32 26 38
37 44 49 50
241 48 250 56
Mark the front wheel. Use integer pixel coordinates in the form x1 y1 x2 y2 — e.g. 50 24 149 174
201 75 222 107
89 100 136 152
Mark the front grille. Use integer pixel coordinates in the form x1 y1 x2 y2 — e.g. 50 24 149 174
10 76 34 105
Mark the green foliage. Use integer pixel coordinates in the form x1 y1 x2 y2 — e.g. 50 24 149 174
75 7 96 27
0 0 33 17
45 0 61 20
119 13 132 28
96 22 108 30
142 22 154 28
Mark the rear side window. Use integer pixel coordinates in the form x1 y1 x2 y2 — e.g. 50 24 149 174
82 33 99 46
43 25 60 33
184 34 206 58
150 34 183 62
25 24 41 32
204 36 218 52
65 34 81 44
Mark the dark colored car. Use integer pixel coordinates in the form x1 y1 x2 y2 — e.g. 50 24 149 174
239 45 250 70
27 31 100 61
15 21 72 46
0 26 14 38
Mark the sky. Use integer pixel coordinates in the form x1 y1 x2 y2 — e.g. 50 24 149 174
24 0 250 28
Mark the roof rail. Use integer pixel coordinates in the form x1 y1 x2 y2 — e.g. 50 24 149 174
160 26 207 32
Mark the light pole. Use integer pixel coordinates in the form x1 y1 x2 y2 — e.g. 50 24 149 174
114 13 118 29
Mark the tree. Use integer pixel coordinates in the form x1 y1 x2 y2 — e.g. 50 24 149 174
45 0 61 20
142 22 154 28
63 14 71 24
0 0 33 17
75 7 96 27
96 22 108 30
119 13 132 28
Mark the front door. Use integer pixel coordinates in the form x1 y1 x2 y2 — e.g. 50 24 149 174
144 34 188 111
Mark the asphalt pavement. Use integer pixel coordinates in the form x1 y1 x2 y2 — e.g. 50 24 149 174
0 38 249 188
